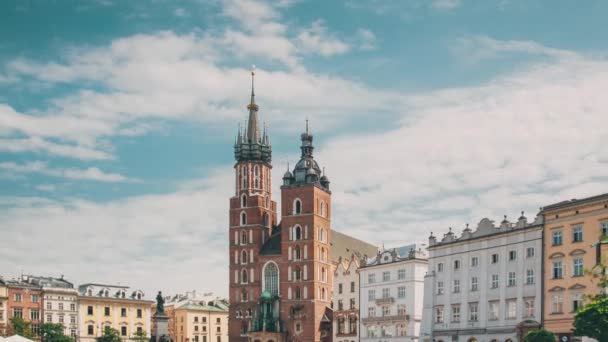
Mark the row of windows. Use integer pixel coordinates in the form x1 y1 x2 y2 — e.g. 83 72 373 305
367 269 406 284
11 308 41 320
189 325 221 333
12 294 39 303
87 325 144 336
86 305 143 318
367 304 407 318
45 314 77 324
552 258 585 279
366 324 407 338
437 248 535 272
45 302 77 311
336 316 357 335
239 165 270 192
337 281 356 294
84 289 143 300
550 292 584 314
336 298 356 310
367 287 407 300
435 298 535 324
437 270 535 294
551 221 608 245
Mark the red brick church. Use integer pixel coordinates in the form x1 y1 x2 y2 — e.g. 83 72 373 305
228 72 375 342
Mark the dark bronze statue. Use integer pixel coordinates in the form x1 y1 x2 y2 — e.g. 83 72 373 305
156 291 165 314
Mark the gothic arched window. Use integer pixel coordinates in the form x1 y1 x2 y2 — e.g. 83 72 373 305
295 287 301 300
295 267 301 281
294 246 301 260
320 201 325 217
320 228 326 243
294 226 302 240
254 165 260 189
241 166 247 189
241 250 248 264
294 199 302 215
241 194 247 208
322 267 326 282
321 247 326 262
241 269 248 284
240 212 247 226
263 213 269 227
263 262 279 296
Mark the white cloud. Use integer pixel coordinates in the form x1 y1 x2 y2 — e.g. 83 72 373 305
316 51 608 247
454 34 578 63
173 8 189 17
296 20 351 57
0 170 231 297
432 0 460 10
357 28 377 50
0 161 134 183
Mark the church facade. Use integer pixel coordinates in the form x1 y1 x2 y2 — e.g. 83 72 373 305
228 72 334 342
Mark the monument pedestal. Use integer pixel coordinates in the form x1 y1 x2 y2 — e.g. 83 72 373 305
151 312 170 342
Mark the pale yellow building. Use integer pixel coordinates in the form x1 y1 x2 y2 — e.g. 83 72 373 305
172 301 229 342
0 278 8 336
77 283 153 342
541 193 608 342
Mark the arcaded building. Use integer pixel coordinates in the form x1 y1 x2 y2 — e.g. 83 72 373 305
228 73 374 342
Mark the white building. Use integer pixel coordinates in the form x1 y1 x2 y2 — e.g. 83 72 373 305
25 276 79 338
359 245 428 342
333 255 361 342
421 214 543 342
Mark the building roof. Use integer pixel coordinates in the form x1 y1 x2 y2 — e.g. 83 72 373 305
540 192 608 213
177 302 228 312
331 230 378 264
362 244 427 268
23 275 74 289
260 226 282 255
428 214 543 249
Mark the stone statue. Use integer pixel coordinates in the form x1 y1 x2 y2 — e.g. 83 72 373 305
156 291 165 314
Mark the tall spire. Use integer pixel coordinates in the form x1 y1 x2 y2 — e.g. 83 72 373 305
246 66 260 143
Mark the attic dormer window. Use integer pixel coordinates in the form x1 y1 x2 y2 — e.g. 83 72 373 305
122 292 125 299
105 290 109 297
137 293 142 300
88 289 92 296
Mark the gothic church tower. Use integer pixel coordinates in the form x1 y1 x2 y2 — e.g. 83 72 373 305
229 72 332 342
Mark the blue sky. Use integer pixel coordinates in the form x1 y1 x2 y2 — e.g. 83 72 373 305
2 0 608 297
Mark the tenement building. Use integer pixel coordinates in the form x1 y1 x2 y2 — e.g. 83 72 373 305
540 193 608 342
6 276 43 338
26 275 79 338
421 214 543 342
332 255 359 342
172 299 229 342
228 72 375 342
77 283 153 342
0 278 7 336
359 245 428 342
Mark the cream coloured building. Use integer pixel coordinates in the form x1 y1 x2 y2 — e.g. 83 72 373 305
0 278 8 336
24 276 79 338
172 300 229 342
77 283 152 342
332 255 361 342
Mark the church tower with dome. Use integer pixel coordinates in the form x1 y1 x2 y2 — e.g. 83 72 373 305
228 71 334 342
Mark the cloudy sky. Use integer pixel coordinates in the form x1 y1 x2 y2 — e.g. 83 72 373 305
1 0 607 298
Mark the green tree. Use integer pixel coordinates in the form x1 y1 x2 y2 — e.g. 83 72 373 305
40 323 73 342
9 316 34 338
574 295 608 341
524 329 556 342
133 329 147 342
95 327 121 342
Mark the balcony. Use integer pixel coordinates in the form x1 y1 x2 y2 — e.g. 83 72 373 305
375 297 395 305
362 314 409 323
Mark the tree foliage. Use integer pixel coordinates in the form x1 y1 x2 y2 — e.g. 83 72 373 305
574 295 608 341
524 329 556 342
133 329 147 342
40 323 73 342
95 327 121 342
9 317 34 338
